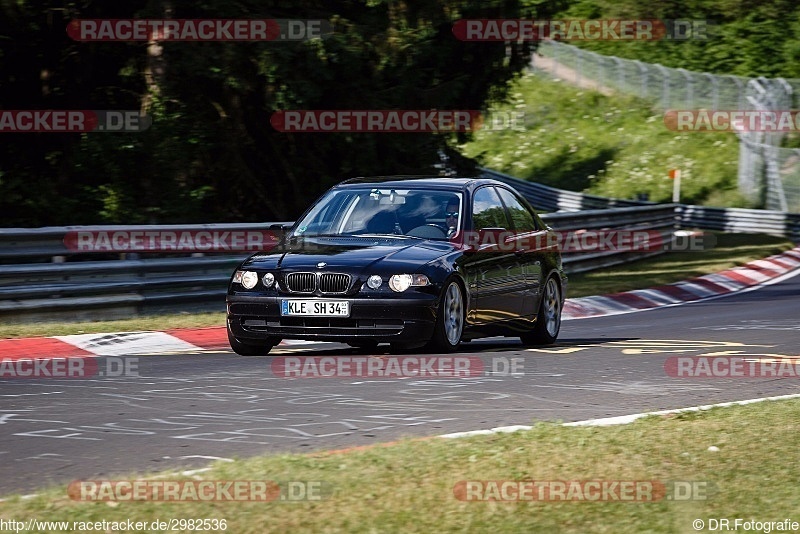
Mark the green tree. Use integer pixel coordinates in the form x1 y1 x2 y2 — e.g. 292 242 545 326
0 0 563 226
555 0 800 78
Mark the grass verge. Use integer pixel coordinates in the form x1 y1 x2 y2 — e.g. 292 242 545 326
459 71 747 207
0 311 226 340
2 398 799 532
0 232 793 338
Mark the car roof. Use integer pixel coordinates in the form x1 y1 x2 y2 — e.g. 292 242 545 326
336 175 506 191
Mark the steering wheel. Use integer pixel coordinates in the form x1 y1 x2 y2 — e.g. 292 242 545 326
406 224 448 238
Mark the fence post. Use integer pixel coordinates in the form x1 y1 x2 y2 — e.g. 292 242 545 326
677 68 693 108
656 64 670 109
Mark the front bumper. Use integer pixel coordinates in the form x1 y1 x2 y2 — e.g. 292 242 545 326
227 294 438 344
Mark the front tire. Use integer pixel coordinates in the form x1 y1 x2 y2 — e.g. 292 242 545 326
521 276 562 346
227 329 279 356
426 279 465 353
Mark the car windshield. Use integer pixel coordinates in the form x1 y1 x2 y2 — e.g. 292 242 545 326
291 188 463 240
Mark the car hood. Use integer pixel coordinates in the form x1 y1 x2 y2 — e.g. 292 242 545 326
241 235 456 273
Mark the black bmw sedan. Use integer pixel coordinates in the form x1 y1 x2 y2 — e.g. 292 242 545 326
226 176 566 355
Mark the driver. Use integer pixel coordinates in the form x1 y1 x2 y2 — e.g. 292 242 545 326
445 198 460 237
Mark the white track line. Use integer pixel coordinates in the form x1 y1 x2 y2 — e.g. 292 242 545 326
563 264 800 321
564 393 800 426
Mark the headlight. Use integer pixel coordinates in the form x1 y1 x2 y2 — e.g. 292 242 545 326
262 272 275 288
367 274 383 289
389 274 430 292
241 271 258 289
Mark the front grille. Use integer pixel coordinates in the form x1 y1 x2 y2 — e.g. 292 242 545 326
285 272 316 293
319 273 350 293
284 272 351 294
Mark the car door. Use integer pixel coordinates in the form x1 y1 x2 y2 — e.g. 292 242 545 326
464 186 524 324
496 187 547 319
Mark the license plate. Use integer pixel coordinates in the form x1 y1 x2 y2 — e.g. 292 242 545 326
280 299 350 317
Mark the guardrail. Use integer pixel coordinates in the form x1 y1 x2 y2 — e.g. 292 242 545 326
488 169 800 240
0 207 676 321
0 222 284 261
0 222 293 321
481 168 650 212
1 172 797 322
677 205 800 241
546 204 677 273
482 169 800 243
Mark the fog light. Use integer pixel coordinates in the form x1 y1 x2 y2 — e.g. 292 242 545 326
241 271 258 289
262 272 275 288
367 275 382 289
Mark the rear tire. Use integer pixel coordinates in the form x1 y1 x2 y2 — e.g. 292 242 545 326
520 276 562 346
425 279 464 353
227 329 279 356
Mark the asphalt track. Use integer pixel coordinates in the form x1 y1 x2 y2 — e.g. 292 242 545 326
1 271 798 496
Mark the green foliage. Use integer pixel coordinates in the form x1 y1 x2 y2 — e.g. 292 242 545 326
0 0 565 226
554 0 800 78
461 72 750 207
460 1 800 208
4 0 791 225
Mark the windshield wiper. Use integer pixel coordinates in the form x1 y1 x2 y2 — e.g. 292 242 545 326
297 233 422 240
293 233 344 238
356 233 417 239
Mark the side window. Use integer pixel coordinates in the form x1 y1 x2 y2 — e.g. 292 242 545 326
472 187 510 230
497 188 538 233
